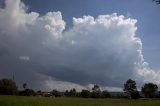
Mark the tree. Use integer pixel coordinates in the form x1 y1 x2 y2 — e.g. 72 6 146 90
141 83 158 98
36 90 42 95
81 89 90 98
69 88 76 97
91 85 101 98
123 79 140 99
101 90 111 98
64 90 70 97
0 78 18 95
130 90 140 99
51 89 62 97
19 88 35 96
19 83 35 96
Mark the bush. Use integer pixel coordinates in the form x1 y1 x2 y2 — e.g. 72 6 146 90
51 89 62 97
19 89 35 96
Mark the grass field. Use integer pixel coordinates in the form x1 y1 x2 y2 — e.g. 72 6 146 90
0 95 160 106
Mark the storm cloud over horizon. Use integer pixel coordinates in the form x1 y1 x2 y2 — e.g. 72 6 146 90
0 0 160 91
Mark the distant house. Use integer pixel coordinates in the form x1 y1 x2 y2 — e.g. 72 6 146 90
35 91 52 97
42 92 52 97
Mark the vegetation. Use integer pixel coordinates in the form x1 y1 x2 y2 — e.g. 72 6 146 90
1 95 160 106
19 83 35 96
51 89 62 97
142 83 158 98
91 84 101 98
101 90 111 98
123 79 140 99
0 78 160 99
0 79 18 95
81 89 90 98
19 89 35 96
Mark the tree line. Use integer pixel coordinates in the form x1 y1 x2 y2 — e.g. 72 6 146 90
0 78 160 99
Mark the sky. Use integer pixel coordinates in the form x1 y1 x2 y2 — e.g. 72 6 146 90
0 0 160 91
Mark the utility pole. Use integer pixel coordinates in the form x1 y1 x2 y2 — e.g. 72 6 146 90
12 73 15 81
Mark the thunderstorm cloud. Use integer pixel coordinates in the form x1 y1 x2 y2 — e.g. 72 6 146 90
0 0 160 91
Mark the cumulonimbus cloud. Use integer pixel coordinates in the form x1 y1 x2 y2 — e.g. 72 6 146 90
0 0 159 91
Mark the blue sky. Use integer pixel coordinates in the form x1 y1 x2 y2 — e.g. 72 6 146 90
23 0 160 70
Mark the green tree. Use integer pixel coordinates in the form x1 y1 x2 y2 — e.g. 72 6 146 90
123 79 140 99
81 89 90 98
64 90 70 97
51 89 62 97
141 83 158 98
91 85 101 98
101 90 111 98
69 88 76 97
130 90 140 99
19 88 35 96
0 78 18 95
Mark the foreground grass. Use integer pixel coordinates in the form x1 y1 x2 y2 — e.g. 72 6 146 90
0 95 160 106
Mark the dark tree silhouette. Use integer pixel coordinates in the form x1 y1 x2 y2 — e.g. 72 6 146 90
0 78 18 95
19 88 35 96
123 79 140 99
92 85 100 92
141 83 158 98
51 89 62 97
81 89 90 98
101 90 111 98
91 85 101 98
64 90 70 97
69 88 76 97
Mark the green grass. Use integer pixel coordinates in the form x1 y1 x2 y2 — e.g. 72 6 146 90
0 95 160 106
